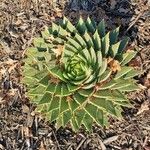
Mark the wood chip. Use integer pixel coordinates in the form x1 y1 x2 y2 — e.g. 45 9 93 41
103 135 119 145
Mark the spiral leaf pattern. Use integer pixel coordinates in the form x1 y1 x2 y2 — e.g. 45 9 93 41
23 17 140 131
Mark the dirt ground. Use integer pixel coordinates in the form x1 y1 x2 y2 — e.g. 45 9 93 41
0 0 150 149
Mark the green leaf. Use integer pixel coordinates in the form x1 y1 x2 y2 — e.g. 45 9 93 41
119 84 139 92
71 116 80 132
65 17 76 33
98 58 107 76
63 47 76 58
59 97 69 113
121 51 137 65
84 103 97 122
94 89 127 102
56 115 63 129
52 37 64 45
85 17 95 33
74 109 85 127
38 92 52 104
36 104 46 112
111 79 131 89
114 100 132 107
97 19 105 38
111 90 126 100
62 110 72 126
29 85 46 95
41 26 51 39
65 43 78 54
68 98 79 112
55 83 62 96
109 41 120 57
89 47 96 64
61 16 68 28
118 37 129 53
83 31 93 48
68 37 82 50
52 22 59 35
39 74 51 86
50 108 59 122
114 107 123 118
101 32 110 56
94 89 113 98
74 33 86 48
22 76 38 87
96 109 104 126
99 80 116 90
91 97 117 116
124 69 140 79
47 66 66 82
73 92 87 105
58 26 69 38
25 47 38 57
46 83 57 94
67 83 79 92
34 38 47 50
49 96 60 111
96 51 103 69
78 88 94 97
115 67 133 79
93 30 101 50
82 80 97 89
98 69 112 82
109 27 120 44
82 114 93 131
76 17 87 35
61 83 71 96
81 48 92 62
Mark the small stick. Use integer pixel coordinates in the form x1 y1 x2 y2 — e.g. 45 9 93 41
75 137 86 150
124 11 144 35
52 130 61 150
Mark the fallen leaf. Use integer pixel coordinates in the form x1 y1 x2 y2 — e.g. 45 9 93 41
22 104 30 114
128 56 142 68
23 126 29 137
119 8 129 13
15 19 22 26
39 141 46 150
54 8 63 18
103 135 119 145
52 45 64 57
110 0 117 9
98 139 106 150
144 146 150 150
137 101 149 115
108 57 121 73
148 89 150 98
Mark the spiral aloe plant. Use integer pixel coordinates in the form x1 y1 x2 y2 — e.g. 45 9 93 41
22 17 140 131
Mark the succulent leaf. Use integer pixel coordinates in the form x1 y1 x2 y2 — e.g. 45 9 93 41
22 17 140 132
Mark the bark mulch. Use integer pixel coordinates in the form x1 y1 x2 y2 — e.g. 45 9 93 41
0 0 150 149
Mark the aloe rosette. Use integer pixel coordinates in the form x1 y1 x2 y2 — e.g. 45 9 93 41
23 17 140 131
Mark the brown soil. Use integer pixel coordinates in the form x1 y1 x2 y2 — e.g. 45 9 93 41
0 0 150 150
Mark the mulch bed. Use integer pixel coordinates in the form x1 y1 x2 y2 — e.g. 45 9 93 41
0 0 150 149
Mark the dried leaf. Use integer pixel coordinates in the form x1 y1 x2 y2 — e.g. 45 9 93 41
110 0 117 9
103 135 119 144
137 101 149 115
23 126 29 137
108 57 121 73
22 105 30 114
39 141 46 150
54 8 63 18
52 45 64 57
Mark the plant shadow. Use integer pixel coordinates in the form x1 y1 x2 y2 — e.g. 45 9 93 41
62 0 145 43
